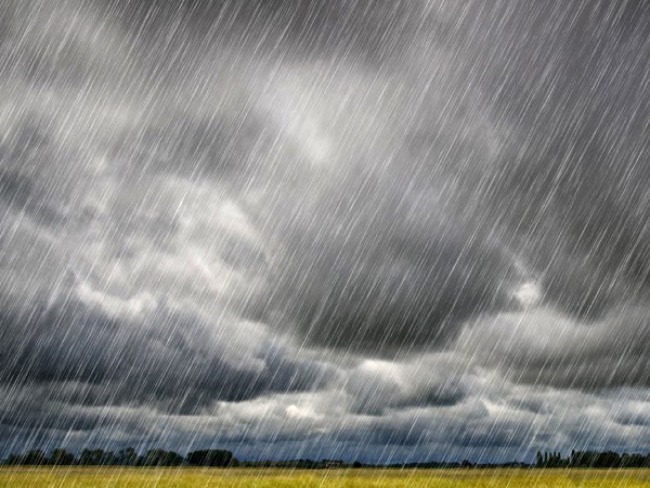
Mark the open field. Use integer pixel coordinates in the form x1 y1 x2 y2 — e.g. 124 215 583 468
1 468 650 487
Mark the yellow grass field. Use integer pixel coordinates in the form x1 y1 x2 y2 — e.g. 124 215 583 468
1 468 650 487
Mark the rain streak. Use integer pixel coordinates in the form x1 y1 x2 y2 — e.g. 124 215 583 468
0 0 649 465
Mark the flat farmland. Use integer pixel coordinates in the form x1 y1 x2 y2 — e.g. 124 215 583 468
1 468 650 487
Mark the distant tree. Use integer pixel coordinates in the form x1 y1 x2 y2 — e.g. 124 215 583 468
536 451 543 467
594 451 621 468
19 449 47 465
116 447 138 466
186 449 235 467
100 451 115 465
621 453 645 468
78 449 105 465
143 449 184 466
570 450 622 468
49 448 74 465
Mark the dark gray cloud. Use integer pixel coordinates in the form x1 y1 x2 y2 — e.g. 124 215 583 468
0 297 336 414
265 192 527 353
113 0 438 66
475 2 650 316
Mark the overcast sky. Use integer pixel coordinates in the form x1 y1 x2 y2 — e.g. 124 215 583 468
0 0 649 463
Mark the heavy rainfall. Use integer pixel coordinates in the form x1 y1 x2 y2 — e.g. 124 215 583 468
0 0 649 465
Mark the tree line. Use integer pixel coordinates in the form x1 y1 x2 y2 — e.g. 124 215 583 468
536 450 650 468
3 448 236 467
6 447 650 468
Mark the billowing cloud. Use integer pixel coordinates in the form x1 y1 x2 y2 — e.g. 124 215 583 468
457 306 650 389
0 297 337 413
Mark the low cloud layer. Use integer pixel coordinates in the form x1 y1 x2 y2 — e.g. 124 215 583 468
0 0 648 462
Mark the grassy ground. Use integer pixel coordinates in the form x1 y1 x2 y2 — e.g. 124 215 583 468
1 467 650 487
